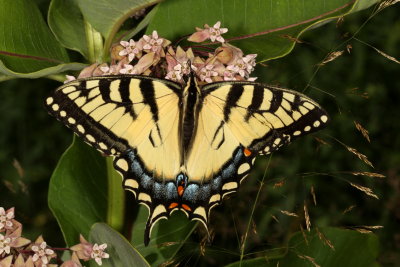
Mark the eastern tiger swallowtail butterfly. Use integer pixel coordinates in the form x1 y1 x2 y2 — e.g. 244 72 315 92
45 72 329 245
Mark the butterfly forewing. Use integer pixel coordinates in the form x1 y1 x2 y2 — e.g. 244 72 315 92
46 75 182 157
201 82 328 155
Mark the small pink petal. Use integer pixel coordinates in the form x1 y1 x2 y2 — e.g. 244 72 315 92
143 44 152 50
220 28 228 34
120 41 129 47
216 36 225 43
119 50 128 56
213 21 221 29
142 35 150 42
40 242 47 249
95 258 103 265
128 53 135 62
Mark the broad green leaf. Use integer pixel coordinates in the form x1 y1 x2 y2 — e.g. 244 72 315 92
225 227 379 267
48 0 89 58
0 60 86 79
131 206 197 266
48 137 108 246
147 0 380 62
89 223 150 267
0 0 69 73
76 0 161 60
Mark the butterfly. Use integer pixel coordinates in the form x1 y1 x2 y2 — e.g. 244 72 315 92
45 72 328 245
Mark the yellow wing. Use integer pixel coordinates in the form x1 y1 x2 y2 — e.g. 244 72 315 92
47 75 187 246
184 81 328 212
46 75 182 181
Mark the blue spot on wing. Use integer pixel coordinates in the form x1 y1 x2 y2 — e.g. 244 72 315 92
182 184 200 202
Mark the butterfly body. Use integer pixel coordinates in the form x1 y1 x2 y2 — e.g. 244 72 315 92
46 73 328 245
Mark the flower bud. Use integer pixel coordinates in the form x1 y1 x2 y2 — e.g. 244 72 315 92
78 63 99 78
110 44 126 61
187 30 210 43
215 46 233 64
92 63 108 76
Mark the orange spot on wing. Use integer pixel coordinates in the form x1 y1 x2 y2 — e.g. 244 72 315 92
169 202 179 209
181 204 192 212
178 186 184 196
244 148 252 157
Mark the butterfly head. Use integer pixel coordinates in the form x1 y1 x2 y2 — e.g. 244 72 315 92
182 68 201 96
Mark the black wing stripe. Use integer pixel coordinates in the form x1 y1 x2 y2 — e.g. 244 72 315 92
245 85 264 121
269 89 283 113
99 78 112 103
290 94 302 114
79 80 90 98
223 84 244 121
119 77 137 119
211 121 225 149
140 79 159 122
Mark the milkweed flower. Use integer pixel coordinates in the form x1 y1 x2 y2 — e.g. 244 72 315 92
90 243 109 266
31 241 55 265
119 39 143 62
188 21 228 43
0 207 14 231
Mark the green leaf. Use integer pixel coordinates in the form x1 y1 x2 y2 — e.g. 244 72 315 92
352 0 380 12
84 21 105 63
76 0 161 60
225 227 379 267
0 0 69 73
131 206 197 266
48 0 89 58
147 0 380 62
0 60 86 79
89 223 150 267
48 137 108 246
105 157 125 232
122 5 158 41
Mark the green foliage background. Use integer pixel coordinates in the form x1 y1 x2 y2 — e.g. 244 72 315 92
0 0 399 266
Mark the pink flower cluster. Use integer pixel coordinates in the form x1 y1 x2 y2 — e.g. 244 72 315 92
0 207 109 267
68 21 257 85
